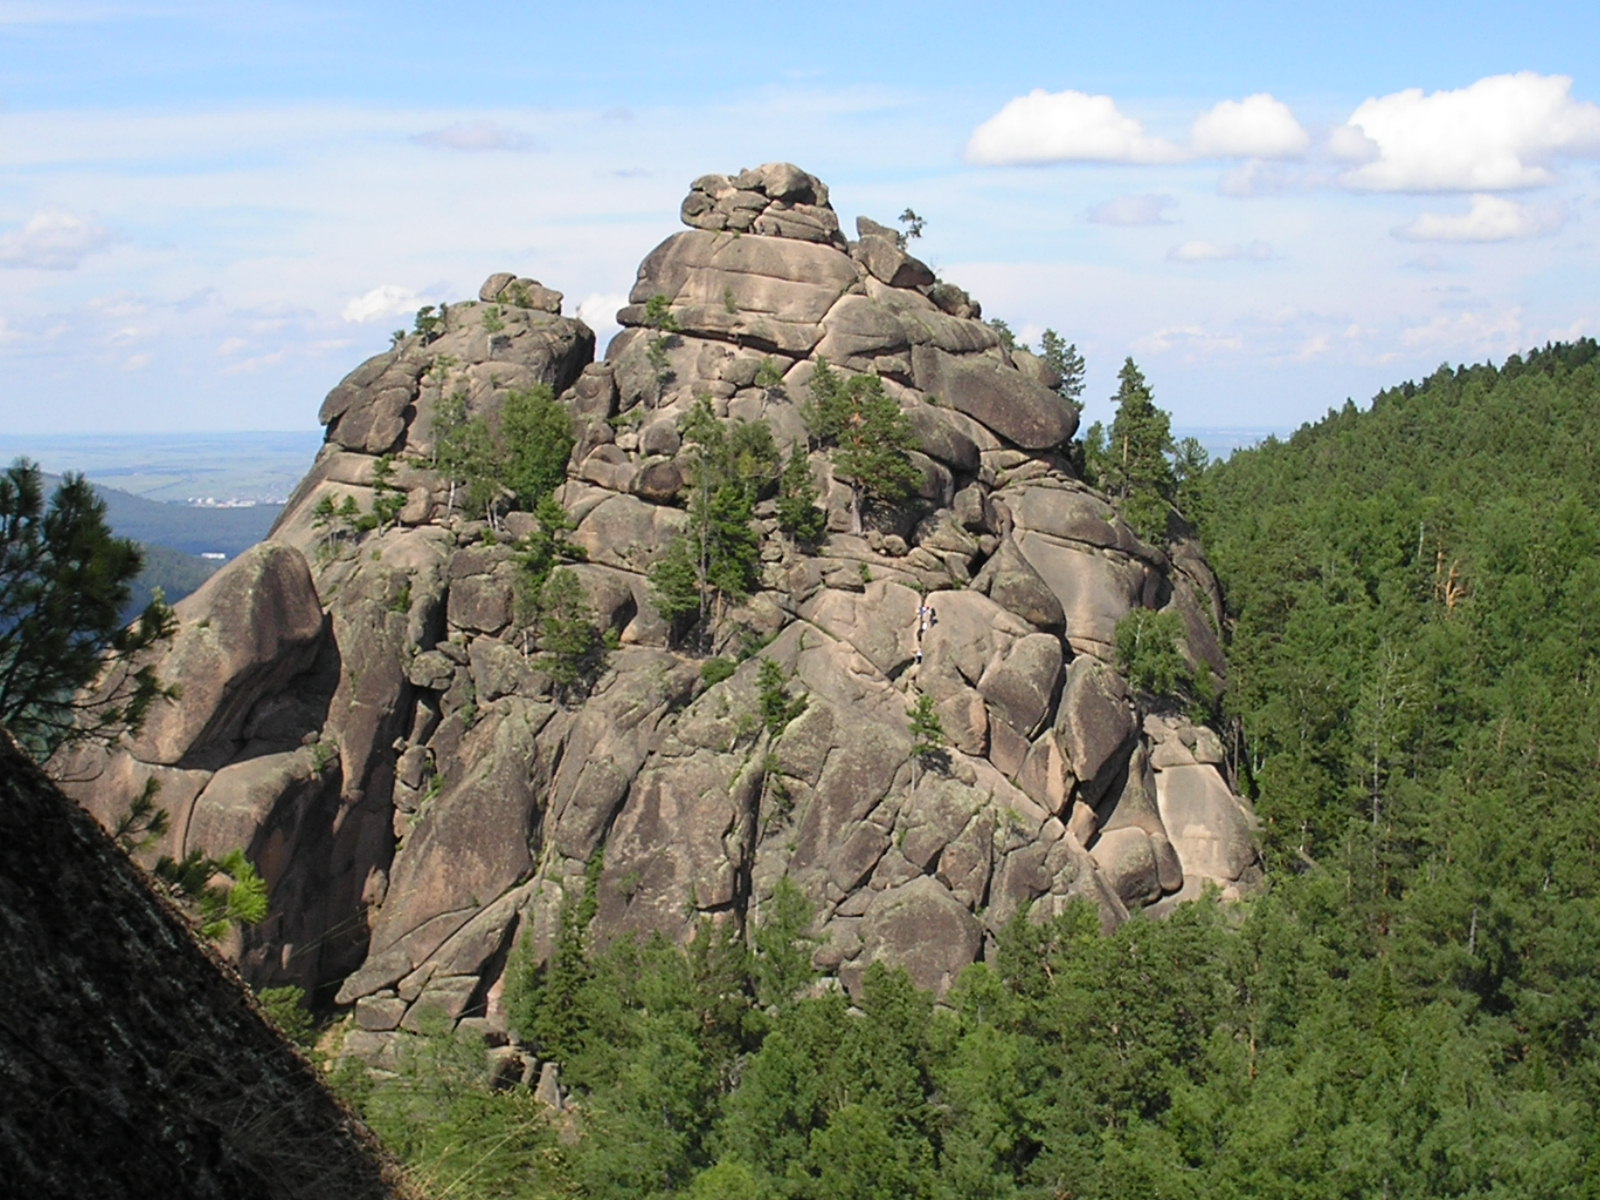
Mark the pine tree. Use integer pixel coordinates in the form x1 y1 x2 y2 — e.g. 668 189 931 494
908 692 947 776
776 449 827 547
803 359 919 534
369 453 406 530
1105 358 1176 542
651 399 777 650
1039 329 1086 403
537 567 605 701
0 459 176 759
648 536 702 645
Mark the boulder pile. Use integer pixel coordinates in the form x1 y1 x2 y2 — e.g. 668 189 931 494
59 164 1259 1066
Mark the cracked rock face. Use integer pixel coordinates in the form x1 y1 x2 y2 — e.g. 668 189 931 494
63 163 1260 1063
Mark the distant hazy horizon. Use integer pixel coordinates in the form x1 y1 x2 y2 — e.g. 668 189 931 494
0 430 324 505
0 424 1279 504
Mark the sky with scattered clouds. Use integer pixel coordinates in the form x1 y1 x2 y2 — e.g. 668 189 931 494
2 0 1598 434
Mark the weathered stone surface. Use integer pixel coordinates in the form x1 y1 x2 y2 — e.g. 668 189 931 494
126 543 327 768
1091 827 1164 906
340 701 551 1001
972 537 1066 632
184 748 323 862
977 632 1063 738
480 274 564 313
311 306 592 461
911 345 1077 450
81 163 1258 1070
852 232 935 289
1153 761 1260 890
1009 520 1151 658
905 402 982 473
1056 657 1138 806
681 163 843 246
813 293 912 366
799 579 922 678
596 747 749 935
858 876 983 997
623 229 857 350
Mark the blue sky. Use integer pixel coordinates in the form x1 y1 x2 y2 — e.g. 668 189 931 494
3 1 1598 436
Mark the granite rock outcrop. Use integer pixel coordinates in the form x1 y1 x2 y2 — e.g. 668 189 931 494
61 164 1259 1065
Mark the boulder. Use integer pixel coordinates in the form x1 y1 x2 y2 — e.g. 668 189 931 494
911 345 1077 450
858 876 983 997
124 543 326 768
1055 657 1137 807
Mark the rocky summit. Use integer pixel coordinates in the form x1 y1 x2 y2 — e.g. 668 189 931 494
58 163 1260 1065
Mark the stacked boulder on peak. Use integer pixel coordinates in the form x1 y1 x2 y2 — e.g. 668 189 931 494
60 162 1260 1068
679 162 845 246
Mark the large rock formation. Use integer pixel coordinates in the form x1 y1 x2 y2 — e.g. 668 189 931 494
60 163 1259 1065
0 733 405 1198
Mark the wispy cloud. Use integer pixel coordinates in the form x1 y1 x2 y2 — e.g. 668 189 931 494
575 292 627 346
1133 324 1245 357
0 210 115 269
1085 193 1176 226
341 285 424 323
412 120 545 153
1393 194 1567 242
1167 240 1274 263
1400 306 1531 356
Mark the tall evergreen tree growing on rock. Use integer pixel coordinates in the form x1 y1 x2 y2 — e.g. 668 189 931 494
803 359 919 534
649 399 777 651
0 459 175 760
1039 328 1086 403
776 448 827 547
1104 358 1176 542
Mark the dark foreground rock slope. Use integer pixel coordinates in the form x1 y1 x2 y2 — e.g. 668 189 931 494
59 163 1260 1067
0 733 407 1198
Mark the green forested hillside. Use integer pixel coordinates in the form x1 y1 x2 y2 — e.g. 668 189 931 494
125 542 221 620
335 344 1600 1199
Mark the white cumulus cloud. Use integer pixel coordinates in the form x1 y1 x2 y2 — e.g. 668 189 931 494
342 284 424 323
1394 194 1567 242
0 209 114 269
965 89 1182 166
1191 93 1309 159
1167 240 1274 263
1085 193 1176 225
1337 72 1600 191
412 120 545 153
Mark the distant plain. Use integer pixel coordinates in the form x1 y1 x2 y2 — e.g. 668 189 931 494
0 430 324 506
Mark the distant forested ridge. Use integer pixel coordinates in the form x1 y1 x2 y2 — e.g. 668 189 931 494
339 341 1600 1199
87 481 281 558
33 472 280 617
